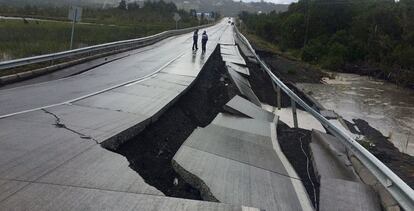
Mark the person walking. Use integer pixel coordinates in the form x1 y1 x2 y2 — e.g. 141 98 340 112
201 31 208 53
192 29 199 51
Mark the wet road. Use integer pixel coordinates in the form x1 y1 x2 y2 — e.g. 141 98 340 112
0 20 230 117
298 73 414 155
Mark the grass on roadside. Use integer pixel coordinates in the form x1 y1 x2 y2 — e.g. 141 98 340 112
0 19 175 60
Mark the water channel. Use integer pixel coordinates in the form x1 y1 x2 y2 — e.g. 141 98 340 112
297 73 414 156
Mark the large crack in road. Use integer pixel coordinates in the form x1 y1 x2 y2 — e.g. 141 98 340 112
103 47 238 200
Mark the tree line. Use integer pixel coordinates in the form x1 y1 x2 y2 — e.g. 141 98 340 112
239 0 414 74
0 0 219 27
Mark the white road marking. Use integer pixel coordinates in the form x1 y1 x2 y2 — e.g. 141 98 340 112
0 52 186 119
270 122 315 211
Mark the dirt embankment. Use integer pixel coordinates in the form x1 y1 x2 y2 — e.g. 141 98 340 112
106 47 238 200
257 50 327 84
346 119 414 188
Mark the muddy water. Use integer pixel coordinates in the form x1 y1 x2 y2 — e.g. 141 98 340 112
297 73 414 156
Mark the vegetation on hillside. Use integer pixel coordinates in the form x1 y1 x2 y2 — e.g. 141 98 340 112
239 0 414 86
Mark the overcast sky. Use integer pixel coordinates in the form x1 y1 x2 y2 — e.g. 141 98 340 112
240 0 298 4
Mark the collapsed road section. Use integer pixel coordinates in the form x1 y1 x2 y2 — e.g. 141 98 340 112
108 46 238 200
0 21 257 210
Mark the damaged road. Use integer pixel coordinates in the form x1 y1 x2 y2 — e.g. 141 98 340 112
42 108 99 144
108 47 239 200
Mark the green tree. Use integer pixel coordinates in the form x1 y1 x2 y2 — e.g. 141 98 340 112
281 13 305 49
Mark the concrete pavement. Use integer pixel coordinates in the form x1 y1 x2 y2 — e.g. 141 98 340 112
0 20 242 210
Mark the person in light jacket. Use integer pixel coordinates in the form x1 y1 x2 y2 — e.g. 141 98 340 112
201 31 208 53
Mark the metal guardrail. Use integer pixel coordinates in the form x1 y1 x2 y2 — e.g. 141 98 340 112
234 26 414 211
0 23 214 71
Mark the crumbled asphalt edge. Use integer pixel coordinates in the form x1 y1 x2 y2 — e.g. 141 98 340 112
104 46 238 200
171 159 219 202
350 119 414 188
237 44 320 209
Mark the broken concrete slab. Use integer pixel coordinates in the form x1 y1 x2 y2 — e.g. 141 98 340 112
320 110 337 119
235 37 255 58
211 113 271 138
183 127 287 174
226 62 249 76
222 54 246 66
262 105 327 133
0 182 259 211
173 113 313 211
220 45 236 54
227 67 251 88
220 45 244 59
224 95 276 122
39 145 163 196
203 124 273 149
312 129 348 155
310 141 359 182
247 57 258 64
227 68 261 106
173 145 312 211
319 178 381 211
328 119 360 140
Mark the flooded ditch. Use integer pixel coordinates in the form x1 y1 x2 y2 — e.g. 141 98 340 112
297 73 414 156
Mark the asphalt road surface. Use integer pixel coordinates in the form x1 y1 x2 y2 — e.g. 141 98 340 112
0 20 230 118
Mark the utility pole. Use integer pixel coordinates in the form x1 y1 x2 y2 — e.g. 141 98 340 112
68 6 82 50
173 13 181 30
70 9 77 50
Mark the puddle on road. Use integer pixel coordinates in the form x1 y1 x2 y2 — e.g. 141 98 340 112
298 73 414 156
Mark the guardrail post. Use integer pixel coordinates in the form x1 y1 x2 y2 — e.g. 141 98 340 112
291 99 298 128
277 86 282 110
271 82 282 110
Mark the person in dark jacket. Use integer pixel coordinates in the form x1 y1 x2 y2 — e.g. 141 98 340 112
201 31 208 53
192 29 199 51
